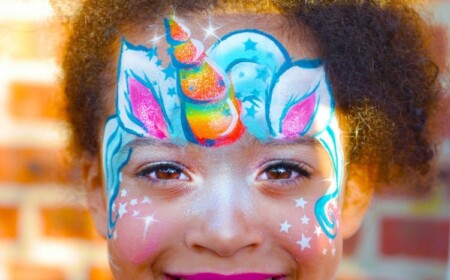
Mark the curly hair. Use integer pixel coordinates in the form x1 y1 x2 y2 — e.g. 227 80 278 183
62 0 444 189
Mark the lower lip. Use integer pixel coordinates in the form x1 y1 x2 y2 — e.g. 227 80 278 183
167 273 284 280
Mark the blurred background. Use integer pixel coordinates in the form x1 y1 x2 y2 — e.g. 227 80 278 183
0 0 449 279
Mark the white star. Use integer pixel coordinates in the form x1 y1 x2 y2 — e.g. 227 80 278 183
148 32 165 46
296 233 311 251
130 199 138 206
141 196 152 204
113 231 118 240
139 213 159 238
279 220 292 233
201 18 222 41
314 225 323 237
132 210 140 217
120 189 127 197
118 202 128 218
295 197 308 209
300 215 310 225
322 248 327 255
331 247 336 256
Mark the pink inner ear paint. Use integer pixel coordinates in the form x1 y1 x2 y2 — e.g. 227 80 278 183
128 77 168 139
281 91 317 138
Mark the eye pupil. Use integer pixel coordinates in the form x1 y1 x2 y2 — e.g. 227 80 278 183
267 166 292 179
155 167 181 180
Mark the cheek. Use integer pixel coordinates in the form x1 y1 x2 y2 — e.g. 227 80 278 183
107 187 175 264
274 195 342 264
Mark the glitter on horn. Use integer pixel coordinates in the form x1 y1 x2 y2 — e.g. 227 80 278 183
165 16 244 146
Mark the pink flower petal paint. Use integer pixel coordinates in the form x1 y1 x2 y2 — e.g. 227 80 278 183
281 91 317 138
128 77 168 139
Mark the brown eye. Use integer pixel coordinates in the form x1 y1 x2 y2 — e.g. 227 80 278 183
266 165 293 180
258 161 311 181
154 166 183 180
137 163 189 181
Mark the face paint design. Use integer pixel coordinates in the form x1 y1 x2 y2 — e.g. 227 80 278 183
103 15 344 255
280 196 341 257
165 17 245 146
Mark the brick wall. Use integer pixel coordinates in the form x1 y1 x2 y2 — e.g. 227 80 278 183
0 1 448 280
337 2 450 279
0 1 111 279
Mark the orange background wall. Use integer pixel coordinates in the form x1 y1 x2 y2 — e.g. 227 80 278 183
0 1 449 279
0 1 111 278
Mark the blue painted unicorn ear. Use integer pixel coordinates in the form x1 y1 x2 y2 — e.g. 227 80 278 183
269 62 333 139
115 39 175 138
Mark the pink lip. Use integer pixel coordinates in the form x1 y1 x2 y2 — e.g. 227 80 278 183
168 273 283 280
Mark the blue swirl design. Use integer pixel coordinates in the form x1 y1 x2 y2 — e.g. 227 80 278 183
102 117 133 238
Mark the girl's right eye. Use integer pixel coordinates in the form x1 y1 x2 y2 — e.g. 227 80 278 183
136 162 190 181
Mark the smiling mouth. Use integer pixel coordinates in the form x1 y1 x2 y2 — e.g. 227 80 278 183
165 273 286 280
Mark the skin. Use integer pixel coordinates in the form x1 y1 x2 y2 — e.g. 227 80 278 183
83 14 373 280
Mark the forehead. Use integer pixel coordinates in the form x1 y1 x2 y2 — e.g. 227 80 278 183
122 15 317 65
104 14 319 115
104 11 337 150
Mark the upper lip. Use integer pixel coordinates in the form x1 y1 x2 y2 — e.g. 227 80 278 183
166 273 285 280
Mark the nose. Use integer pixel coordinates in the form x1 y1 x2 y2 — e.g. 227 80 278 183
184 185 263 257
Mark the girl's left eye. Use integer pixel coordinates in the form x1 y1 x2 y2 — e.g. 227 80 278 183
257 161 311 181
136 162 190 181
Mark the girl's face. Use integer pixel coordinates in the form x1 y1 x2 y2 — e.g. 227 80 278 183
90 14 363 280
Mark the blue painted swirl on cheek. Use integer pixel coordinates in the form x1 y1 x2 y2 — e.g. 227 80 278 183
102 116 134 238
313 118 344 239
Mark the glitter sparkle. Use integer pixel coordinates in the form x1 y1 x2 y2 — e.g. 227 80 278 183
139 213 159 238
201 18 222 41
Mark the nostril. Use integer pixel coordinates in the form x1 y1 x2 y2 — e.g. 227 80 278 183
188 243 207 252
185 226 263 257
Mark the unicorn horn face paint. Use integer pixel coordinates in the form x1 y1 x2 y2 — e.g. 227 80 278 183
101 14 345 279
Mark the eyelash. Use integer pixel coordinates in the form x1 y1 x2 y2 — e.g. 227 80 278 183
136 162 190 182
135 160 311 191
257 160 312 187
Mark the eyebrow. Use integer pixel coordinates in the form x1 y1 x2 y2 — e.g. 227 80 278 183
119 137 184 156
118 135 320 157
258 136 320 147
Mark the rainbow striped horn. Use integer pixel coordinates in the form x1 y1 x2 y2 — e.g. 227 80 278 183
165 16 244 146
